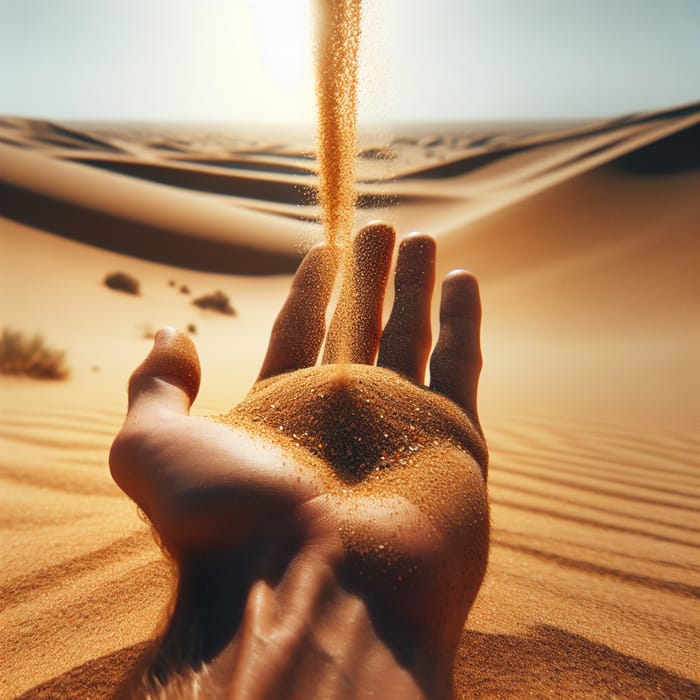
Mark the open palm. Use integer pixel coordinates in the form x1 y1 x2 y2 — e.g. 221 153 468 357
110 223 489 698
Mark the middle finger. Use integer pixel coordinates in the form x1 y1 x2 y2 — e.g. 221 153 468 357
323 222 395 365
377 233 435 383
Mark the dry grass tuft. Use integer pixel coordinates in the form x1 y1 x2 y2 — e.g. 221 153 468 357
0 329 70 380
105 271 140 295
192 290 236 316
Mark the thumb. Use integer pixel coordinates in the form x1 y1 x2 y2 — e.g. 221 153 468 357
127 327 201 416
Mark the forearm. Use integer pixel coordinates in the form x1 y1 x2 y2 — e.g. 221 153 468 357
221 573 432 699
134 546 450 700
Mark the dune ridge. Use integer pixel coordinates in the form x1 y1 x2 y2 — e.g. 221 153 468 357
1 103 697 276
1 103 698 698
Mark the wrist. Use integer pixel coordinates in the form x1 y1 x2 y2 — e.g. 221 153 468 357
136 539 451 699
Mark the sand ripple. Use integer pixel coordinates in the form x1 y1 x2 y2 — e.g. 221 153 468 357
1 393 698 697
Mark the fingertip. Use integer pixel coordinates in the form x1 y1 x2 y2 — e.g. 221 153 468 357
396 234 436 281
354 220 396 263
441 270 481 316
401 231 435 247
295 241 335 284
445 269 478 285
359 220 396 237
305 241 329 260
309 241 337 275
128 327 201 411
355 221 396 255
155 326 177 343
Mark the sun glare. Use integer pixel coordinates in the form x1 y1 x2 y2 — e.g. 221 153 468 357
240 0 316 124
249 0 312 84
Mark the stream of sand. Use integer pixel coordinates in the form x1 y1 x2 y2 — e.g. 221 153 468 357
314 0 363 363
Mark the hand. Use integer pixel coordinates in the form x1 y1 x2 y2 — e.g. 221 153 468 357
109 222 488 698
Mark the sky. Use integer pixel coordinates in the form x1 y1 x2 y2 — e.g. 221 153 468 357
1 0 698 125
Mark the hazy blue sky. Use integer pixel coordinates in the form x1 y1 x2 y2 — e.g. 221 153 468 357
1 0 698 124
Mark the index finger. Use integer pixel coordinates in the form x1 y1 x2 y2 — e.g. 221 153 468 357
258 244 337 381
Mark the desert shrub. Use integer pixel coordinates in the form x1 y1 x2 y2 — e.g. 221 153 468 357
105 271 140 295
0 329 69 380
192 290 236 316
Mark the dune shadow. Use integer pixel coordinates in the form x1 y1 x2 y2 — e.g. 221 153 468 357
397 101 700 181
65 157 317 205
611 120 700 174
0 181 300 275
454 625 699 699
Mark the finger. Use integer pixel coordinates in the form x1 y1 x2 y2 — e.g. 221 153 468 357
377 233 436 383
429 270 482 418
127 327 201 417
258 244 337 380
323 221 395 364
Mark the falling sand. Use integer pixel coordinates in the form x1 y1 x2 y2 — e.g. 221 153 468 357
314 0 363 364
213 11 489 689
216 1 487 538
315 0 361 253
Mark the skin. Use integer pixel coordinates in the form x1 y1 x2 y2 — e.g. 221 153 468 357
110 223 489 699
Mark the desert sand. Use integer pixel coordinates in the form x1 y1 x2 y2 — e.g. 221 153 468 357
0 103 699 698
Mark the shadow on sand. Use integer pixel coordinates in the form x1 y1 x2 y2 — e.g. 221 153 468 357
454 625 699 699
17 624 698 699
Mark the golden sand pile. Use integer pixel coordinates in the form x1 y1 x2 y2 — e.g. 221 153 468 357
215 1 488 541
218 364 486 539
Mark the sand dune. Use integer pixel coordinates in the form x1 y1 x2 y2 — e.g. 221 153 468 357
1 103 699 698
0 141 315 275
